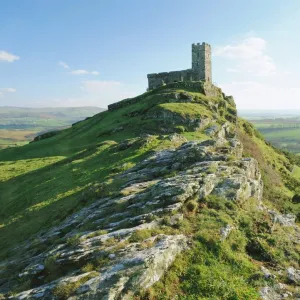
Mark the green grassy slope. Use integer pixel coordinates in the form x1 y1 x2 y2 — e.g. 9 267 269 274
1 84 230 260
0 83 299 299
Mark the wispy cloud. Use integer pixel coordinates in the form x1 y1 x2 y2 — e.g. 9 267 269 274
0 88 16 93
220 81 300 109
48 80 141 107
59 61 70 69
70 70 99 76
0 51 20 62
80 80 135 101
59 61 99 76
0 87 16 98
82 80 120 91
214 37 276 76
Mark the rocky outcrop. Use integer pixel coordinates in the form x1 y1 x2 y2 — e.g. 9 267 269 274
268 211 296 226
12 235 188 300
108 81 229 112
1 121 264 299
260 284 295 300
31 130 60 143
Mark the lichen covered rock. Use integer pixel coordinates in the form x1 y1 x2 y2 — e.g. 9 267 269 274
1 122 267 299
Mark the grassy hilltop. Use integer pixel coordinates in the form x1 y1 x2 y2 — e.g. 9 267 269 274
0 82 299 299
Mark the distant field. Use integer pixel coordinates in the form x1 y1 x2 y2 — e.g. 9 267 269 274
256 127 300 154
0 129 37 148
0 106 104 149
240 110 300 154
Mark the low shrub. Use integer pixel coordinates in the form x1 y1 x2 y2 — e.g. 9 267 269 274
129 229 152 243
44 254 59 273
175 125 185 133
52 272 98 299
81 263 94 273
205 195 226 210
93 256 110 268
292 194 300 204
186 200 198 212
67 234 81 247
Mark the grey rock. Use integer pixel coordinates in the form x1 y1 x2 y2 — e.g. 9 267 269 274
260 286 282 300
287 267 300 284
261 266 275 279
74 235 188 300
108 253 116 260
3 122 265 299
167 133 188 143
220 224 232 240
269 211 296 226
19 264 45 278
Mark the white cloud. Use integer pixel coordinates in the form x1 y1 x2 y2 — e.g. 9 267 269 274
83 80 121 92
70 69 99 76
0 88 16 93
79 80 138 105
0 87 16 99
59 61 70 69
214 37 276 76
59 62 99 76
47 80 142 108
214 37 266 59
220 81 300 110
215 35 299 109
0 51 20 62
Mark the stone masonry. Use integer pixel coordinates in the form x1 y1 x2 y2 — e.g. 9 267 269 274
147 42 212 90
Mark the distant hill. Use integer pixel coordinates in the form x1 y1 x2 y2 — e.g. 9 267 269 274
0 106 105 128
239 109 300 118
0 106 105 148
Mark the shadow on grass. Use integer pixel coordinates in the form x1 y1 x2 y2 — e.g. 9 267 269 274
0 140 153 260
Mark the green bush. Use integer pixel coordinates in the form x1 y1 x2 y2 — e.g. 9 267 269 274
205 195 227 210
245 239 272 262
81 263 94 273
44 255 59 273
186 200 198 212
175 125 185 133
67 234 81 247
129 229 152 242
292 194 300 204
52 272 98 299
92 256 110 269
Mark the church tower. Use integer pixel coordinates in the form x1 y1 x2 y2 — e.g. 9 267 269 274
192 42 212 83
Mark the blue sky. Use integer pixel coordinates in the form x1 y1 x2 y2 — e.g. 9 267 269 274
0 0 299 109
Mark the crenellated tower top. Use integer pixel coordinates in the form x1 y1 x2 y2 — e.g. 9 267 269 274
192 42 212 83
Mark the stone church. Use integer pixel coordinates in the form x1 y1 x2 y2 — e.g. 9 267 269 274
147 42 212 90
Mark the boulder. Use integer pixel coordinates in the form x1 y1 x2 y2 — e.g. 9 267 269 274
287 267 300 284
